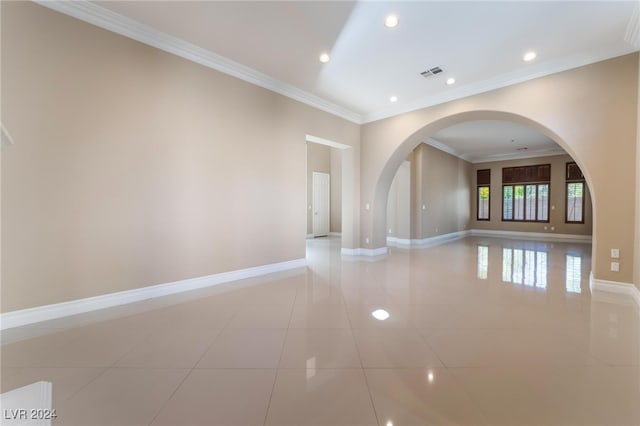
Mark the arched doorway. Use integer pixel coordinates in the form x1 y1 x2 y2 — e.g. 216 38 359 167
368 111 596 254
380 117 593 249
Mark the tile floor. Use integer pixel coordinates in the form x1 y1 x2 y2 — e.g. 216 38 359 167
1 236 639 425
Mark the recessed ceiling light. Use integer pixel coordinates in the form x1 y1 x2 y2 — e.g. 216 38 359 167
389 95 398 103
523 51 537 62
384 14 399 28
372 309 390 321
446 77 456 85
319 52 330 63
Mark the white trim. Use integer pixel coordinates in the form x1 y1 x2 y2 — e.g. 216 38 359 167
1 124 15 146
469 229 592 243
341 247 388 257
424 138 463 160
423 139 568 164
0 258 306 330
624 2 640 50
35 1 363 124
386 236 413 246
590 273 640 308
33 1 636 128
387 229 590 247
363 47 635 123
387 230 470 247
305 134 351 150
307 233 340 239
470 148 568 164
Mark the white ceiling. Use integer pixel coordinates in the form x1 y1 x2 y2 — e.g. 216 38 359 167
41 1 639 161
429 120 564 163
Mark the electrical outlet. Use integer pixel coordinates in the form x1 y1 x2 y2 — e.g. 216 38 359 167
365 203 370 211
550 226 555 231
365 237 370 244
611 249 620 258
610 262 620 272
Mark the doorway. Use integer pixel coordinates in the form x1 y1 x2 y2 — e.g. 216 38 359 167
312 172 330 237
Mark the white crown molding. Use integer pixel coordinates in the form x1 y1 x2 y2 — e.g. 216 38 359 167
0 258 306 330
424 138 469 161
364 46 637 124
34 0 364 124
470 148 568 164
32 1 638 128
424 138 566 164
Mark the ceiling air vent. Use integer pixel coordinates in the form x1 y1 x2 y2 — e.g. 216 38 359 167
420 67 443 78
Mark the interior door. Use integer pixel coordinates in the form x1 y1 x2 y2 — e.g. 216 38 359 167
312 172 330 237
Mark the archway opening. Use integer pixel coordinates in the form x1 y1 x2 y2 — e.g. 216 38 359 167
372 111 595 255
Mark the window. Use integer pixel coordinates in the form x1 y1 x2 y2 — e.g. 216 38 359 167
566 162 585 223
502 164 550 222
476 169 490 220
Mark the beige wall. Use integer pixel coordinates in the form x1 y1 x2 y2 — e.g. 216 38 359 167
411 144 471 239
1 2 360 312
470 154 592 236
2 2 639 314
361 54 638 283
330 148 342 233
636 53 640 290
306 142 342 235
387 161 411 240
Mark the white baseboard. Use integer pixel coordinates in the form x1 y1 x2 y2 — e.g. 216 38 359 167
0 258 307 330
387 230 470 247
341 247 388 257
469 229 592 243
590 273 640 308
386 236 412 246
307 233 340 239
387 229 591 248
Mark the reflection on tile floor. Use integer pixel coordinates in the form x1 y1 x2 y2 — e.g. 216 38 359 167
2 236 639 425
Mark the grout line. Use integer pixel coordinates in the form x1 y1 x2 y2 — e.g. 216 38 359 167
345 298 382 426
262 290 297 425
147 367 193 426
61 366 109 402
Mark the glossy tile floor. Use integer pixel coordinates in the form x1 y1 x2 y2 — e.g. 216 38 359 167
2 236 639 425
